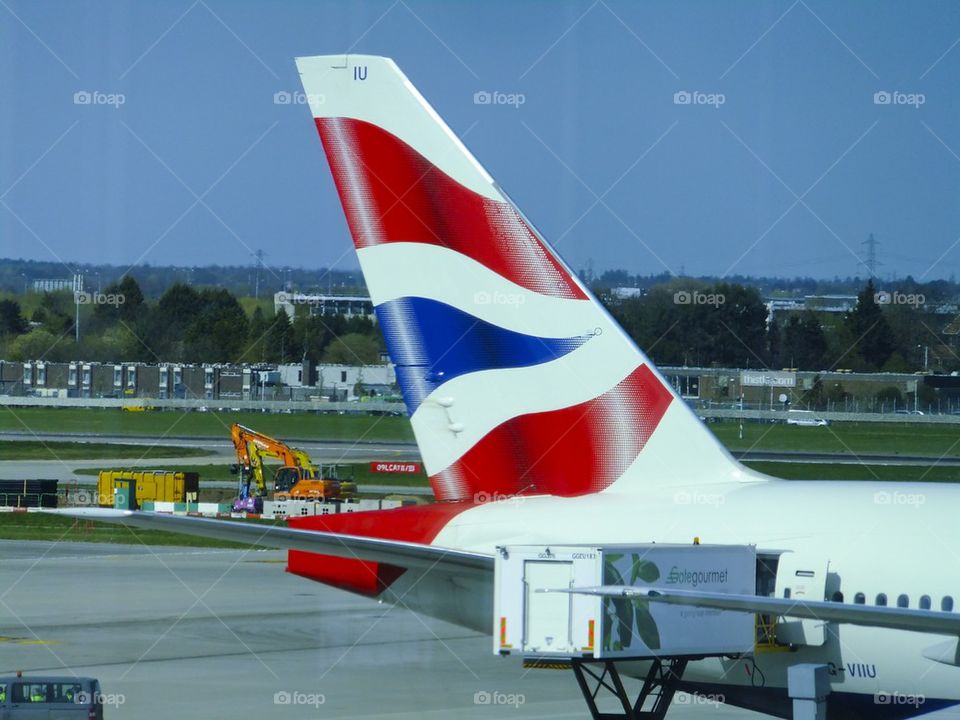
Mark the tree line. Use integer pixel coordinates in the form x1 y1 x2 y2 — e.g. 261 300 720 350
0 276 383 365
602 278 947 372
0 274 950 373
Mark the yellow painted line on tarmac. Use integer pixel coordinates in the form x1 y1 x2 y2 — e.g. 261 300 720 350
0 636 61 645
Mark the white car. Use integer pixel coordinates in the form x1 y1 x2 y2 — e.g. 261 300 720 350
785 410 829 426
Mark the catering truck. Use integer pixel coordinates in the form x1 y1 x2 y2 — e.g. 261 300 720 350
494 543 757 659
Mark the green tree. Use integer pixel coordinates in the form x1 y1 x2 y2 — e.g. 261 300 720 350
33 292 74 336
881 352 912 373
783 311 827 370
9 328 60 361
292 315 333 361
265 311 298 363
0 299 27 336
93 275 145 324
705 283 768 367
883 303 927 370
241 306 271 363
766 319 781 368
845 280 896 369
157 283 201 329
149 283 202 361
79 324 139 363
322 333 381 364
183 289 250 362
608 281 768 367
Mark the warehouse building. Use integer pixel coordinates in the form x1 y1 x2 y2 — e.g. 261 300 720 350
1 359 396 403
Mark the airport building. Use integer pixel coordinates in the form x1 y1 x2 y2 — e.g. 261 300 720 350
0 359 396 403
31 276 84 293
274 291 374 320
661 366 960 414
3 356 956 413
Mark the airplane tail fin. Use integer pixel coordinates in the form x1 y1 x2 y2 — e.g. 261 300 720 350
296 55 760 501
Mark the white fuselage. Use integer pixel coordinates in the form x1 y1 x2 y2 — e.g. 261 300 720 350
383 478 960 716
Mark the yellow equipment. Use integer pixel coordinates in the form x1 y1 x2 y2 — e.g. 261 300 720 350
97 470 199 507
230 424 356 510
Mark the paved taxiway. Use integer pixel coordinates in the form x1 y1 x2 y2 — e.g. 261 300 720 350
0 433 420 486
5 431 957 468
5 540 960 718
0 432 418 461
0 540 780 719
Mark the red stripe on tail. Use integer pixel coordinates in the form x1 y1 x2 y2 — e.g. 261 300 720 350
430 364 673 501
316 117 586 300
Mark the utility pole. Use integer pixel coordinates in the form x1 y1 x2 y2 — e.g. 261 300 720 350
253 249 267 299
74 273 83 343
861 233 881 277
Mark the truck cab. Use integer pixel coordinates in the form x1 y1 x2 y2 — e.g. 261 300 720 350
0 676 103 719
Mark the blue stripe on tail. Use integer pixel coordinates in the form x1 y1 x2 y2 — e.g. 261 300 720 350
376 297 590 413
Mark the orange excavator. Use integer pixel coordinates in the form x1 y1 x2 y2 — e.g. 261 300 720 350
230 423 357 513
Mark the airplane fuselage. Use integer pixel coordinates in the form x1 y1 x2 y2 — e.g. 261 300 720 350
382 478 960 718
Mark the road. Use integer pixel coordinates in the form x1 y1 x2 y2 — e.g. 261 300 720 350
0 540 772 719
0 431 419 460
3 431 959 493
0 432 423 487
6 431 960 467
730 450 960 467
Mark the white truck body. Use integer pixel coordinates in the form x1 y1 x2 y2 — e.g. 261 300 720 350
494 543 757 659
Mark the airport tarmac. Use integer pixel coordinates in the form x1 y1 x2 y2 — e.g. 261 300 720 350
0 540 777 719
4 540 960 718
0 432 418 461
7 431 960 468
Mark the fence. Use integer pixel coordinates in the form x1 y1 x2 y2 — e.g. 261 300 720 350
0 395 406 414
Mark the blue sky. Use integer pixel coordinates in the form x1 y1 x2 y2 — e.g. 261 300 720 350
1 0 959 280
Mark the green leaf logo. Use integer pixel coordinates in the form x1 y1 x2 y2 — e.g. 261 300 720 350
601 553 663 652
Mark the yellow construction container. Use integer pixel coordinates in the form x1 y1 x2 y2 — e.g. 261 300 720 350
97 470 200 507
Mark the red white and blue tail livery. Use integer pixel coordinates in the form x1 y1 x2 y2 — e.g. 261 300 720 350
296 54 757 503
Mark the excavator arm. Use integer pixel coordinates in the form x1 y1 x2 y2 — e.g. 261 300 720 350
230 424 346 507
232 424 285 511
246 440 267 496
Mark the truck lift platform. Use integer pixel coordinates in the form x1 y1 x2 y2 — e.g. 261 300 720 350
495 544 760 720
572 657 688 720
